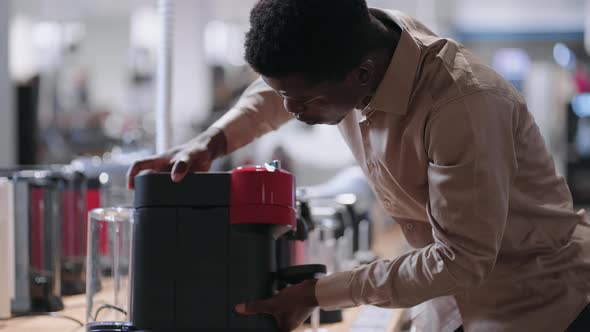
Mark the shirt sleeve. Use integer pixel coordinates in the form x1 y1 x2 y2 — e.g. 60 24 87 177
210 77 294 154
315 91 519 309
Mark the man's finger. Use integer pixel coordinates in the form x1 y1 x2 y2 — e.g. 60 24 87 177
127 159 156 190
171 160 190 183
235 300 273 315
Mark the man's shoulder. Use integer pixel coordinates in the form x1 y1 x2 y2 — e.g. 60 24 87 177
373 8 525 110
417 39 524 110
375 8 445 47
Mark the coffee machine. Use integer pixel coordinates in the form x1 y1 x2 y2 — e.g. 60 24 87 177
11 170 64 313
87 161 324 331
59 168 87 295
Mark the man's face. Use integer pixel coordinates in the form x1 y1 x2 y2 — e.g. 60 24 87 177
262 74 366 125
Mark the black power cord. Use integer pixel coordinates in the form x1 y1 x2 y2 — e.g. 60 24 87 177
0 312 84 326
92 304 128 322
0 303 127 328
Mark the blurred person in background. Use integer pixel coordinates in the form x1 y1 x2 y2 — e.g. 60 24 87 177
127 0 590 331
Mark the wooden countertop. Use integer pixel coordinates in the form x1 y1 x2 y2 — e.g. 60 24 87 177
1 225 407 332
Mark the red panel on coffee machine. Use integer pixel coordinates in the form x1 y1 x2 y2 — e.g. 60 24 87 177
230 161 296 228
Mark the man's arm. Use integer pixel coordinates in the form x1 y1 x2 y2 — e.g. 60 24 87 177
127 77 292 188
316 91 518 309
210 77 294 154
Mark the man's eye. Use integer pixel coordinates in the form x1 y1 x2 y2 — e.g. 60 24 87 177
304 97 321 105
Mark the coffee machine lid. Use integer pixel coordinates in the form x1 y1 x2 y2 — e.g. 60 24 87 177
133 172 231 208
13 170 63 186
133 161 296 228
0 169 14 178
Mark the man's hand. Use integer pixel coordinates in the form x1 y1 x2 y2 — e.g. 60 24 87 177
235 279 319 332
126 127 227 189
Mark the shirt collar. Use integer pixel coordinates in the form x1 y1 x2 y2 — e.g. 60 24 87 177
362 11 422 117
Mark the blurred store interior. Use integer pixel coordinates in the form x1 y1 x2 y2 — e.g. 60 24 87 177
0 0 588 195
1 0 588 193
0 0 589 330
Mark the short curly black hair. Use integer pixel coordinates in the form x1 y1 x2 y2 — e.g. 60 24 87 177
245 0 383 83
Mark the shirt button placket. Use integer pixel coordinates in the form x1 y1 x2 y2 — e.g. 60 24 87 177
360 111 374 175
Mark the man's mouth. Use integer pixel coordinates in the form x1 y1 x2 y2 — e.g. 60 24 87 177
296 113 314 123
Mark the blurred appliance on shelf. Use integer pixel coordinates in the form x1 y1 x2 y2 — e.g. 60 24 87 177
11 170 64 313
0 177 15 319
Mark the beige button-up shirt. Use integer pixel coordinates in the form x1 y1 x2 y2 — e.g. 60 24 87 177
212 9 590 332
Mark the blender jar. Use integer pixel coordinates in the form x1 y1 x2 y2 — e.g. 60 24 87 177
86 207 133 325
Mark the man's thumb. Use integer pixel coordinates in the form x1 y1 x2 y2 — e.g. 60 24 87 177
235 300 272 315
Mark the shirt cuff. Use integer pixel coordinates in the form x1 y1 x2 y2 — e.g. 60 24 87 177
315 271 357 311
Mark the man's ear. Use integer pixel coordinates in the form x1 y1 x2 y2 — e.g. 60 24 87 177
355 59 375 86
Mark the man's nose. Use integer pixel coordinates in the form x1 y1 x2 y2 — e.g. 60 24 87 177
283 99 306 115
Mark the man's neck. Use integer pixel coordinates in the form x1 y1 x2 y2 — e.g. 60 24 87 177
355 49 391 111
352 12 401 111
365 13 400 98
